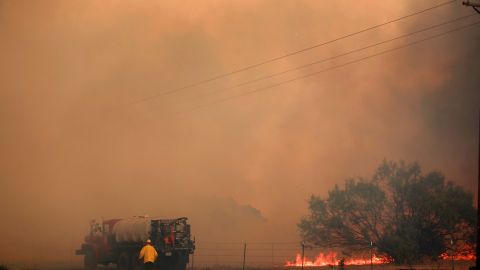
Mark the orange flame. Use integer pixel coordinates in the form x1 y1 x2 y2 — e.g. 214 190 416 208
439 252 476 261
439 243 476 261
285 252 392 267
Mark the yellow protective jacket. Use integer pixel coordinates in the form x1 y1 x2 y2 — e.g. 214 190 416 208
139 244 158 263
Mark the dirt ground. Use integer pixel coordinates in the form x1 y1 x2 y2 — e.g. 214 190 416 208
2 260 475 270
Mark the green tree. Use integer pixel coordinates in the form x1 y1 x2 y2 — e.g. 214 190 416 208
298 160 476 264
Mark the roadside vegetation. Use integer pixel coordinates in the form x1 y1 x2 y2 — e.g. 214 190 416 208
299 160 476 264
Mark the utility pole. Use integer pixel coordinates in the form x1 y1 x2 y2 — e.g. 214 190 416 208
473 109 480 270
461 4 480 268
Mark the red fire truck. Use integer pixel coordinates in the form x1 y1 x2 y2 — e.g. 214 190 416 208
76 216 195 270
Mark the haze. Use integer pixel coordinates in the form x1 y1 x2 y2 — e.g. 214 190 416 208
0 0 479 265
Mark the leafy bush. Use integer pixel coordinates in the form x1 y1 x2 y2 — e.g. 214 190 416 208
299 160 476 264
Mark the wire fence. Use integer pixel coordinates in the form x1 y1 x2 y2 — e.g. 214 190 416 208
3 242 474 270
188 241 366 270
190 242 297 268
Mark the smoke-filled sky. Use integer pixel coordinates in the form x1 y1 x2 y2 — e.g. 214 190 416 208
0 0 479 264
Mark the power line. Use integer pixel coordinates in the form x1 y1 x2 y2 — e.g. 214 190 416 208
182 13 477 103
178 20 480 114
124 0 457 107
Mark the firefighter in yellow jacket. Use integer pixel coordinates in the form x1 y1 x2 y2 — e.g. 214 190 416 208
139 239 158 270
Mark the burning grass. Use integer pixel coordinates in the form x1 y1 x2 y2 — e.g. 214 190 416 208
284 252 392 267
284 249 475 268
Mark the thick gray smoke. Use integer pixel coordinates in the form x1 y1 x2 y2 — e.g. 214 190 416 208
0 0 479 264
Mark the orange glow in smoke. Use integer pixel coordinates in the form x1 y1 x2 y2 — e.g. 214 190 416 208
284 252 392 267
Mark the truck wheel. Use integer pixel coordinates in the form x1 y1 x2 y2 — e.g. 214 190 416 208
130 252 142 270
84 250 97 270
175 262 186 270
117 252 130 270
171 256 186 270
160 258 174 270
